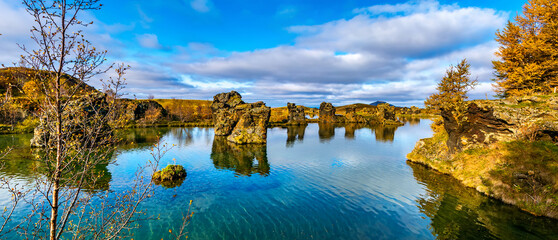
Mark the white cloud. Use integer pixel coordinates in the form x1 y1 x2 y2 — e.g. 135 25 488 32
353 0 447 15
291 6 506 58
190 0 211 13
0 0 35 65
276 6 297 17
165 0 507 106
136 33 163 49
0 0 508 106
177 46 402 83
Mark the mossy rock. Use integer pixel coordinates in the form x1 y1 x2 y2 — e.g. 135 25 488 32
152 164 187 188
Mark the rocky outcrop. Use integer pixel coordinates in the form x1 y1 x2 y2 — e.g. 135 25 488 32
344 106 368 123
118 99 167 123
286 102 307 125
152 164 187 188
226 101 271 144
443 98 558 152
31 92 112 148
319 102 343 122
408 96 558 219
211 91 271 144
211 91 244 136
376 103 403 126
132 100 167 120
397 106 422 115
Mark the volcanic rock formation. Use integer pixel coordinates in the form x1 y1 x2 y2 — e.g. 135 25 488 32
319 102 343 123
211 91 271 144
344 106 368 123
286 102 307 125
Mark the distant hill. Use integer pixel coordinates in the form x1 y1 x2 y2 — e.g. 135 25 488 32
0 67 97 96
370 101 395 107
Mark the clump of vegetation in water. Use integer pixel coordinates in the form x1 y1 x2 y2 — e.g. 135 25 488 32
153 164 187 188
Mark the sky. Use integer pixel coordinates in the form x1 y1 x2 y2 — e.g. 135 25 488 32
0 0 528 107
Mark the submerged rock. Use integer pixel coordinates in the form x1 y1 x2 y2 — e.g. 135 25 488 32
286 102 307 125
211 91 271 144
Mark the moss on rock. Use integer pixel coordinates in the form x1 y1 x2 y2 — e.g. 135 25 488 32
152 164 187 188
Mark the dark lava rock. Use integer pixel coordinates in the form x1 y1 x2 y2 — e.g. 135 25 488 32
30 92 112 148
211 91 271 144
286 102 307 125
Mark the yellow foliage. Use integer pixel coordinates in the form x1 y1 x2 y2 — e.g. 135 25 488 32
425 59 477 125
493 0 558 97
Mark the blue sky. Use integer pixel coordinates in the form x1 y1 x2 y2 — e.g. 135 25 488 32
0 0 527 107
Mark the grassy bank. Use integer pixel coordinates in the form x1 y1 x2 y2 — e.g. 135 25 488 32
407 132 558 219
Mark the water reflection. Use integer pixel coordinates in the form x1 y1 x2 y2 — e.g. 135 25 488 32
117 128 171 150
372 125 398 142
0 133 112 192
318 122 336 142
399 117 421 126
286 125 306 147
210 137 270 176
317 123 402 142
344 123 367 139
409 162 558 239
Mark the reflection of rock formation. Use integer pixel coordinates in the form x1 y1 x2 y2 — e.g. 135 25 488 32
210 137 270 176
319 102 342 123
344 123 367 139
318 122 335 142
286 102 307 125
211 91 271 144
286 125 306 147
399 116 420 126
408 162 558 239
170 128 193 147
344 107 367 123
117 128 171 150
372 124 398 142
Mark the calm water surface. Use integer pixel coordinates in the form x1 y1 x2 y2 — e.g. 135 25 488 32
1 120 558 239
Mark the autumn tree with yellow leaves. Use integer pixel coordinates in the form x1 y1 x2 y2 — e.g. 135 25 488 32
425 59 477 126
493 0 558 97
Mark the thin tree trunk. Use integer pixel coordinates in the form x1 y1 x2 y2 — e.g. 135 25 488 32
50 73 62 240
51 2 67 237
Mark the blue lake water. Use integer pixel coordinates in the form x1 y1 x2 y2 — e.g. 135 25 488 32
1 120 558 239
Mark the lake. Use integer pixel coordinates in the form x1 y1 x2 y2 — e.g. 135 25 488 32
1 119 558 239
